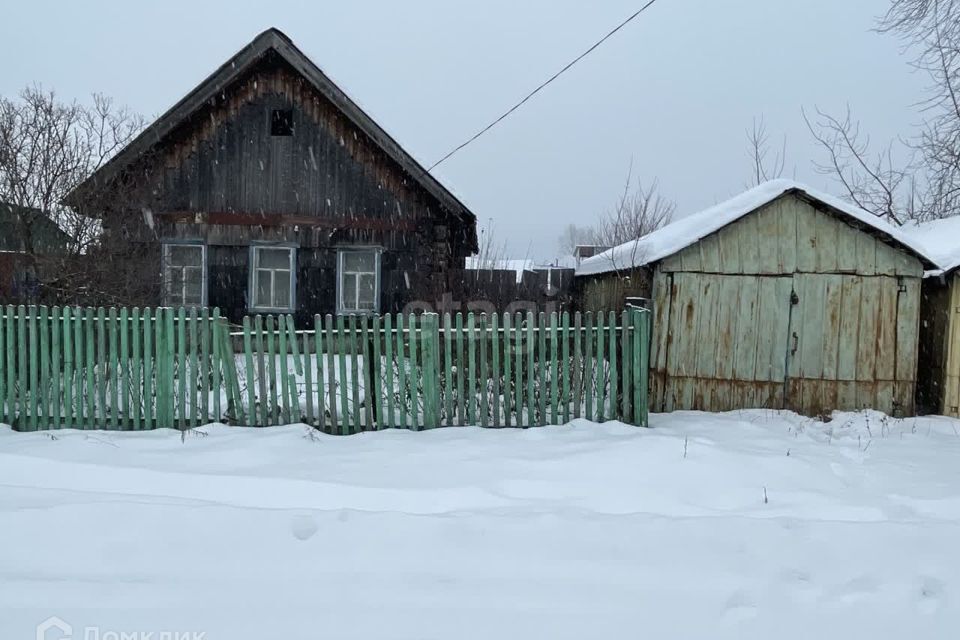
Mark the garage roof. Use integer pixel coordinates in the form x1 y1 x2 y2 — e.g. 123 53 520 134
576 179 938 277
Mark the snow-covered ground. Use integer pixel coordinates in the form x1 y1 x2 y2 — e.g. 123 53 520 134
2 410 959 639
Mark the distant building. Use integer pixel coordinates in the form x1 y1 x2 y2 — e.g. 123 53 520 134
573 244 610 267
902 216 960 417
0 202 70 302
0 202 69 254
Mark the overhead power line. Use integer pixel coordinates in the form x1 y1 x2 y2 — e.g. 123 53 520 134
428 0 662 172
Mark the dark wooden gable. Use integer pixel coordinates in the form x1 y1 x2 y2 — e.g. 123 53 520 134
69 28 477 255
155 55 451 246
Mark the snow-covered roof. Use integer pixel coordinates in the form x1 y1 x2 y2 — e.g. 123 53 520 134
465 258 533 283
576 179 937 277
466 257 575 283
901 216 960 276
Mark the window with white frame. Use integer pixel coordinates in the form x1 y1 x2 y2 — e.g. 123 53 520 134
251 246 296 311
337 248 380 314
162 243 206 307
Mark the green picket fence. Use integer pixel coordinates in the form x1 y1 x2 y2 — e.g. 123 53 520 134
0 305 237 431
0 305 651 432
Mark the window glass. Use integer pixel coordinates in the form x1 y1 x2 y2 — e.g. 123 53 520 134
167 269 183 297
341 273 357 310
163 244 205 307
255 269 271 308
358 274 376 309
343 251 374 272
274 271 291 308
251 247 295 310
184 281 203 306
169 245 201 267
258 248 290 270
337 249 379 313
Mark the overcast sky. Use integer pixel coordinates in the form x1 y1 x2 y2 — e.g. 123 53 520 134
1 0 926 259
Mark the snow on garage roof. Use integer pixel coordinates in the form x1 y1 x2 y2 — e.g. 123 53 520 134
575 179 938 277
901 215 960 276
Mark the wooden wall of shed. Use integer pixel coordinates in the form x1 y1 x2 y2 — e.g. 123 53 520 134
933 274 960 418
442 268 576 314
659 196 922 278
647 193 925 417
578 267 652 313
650 270 922 417
917 276 952 415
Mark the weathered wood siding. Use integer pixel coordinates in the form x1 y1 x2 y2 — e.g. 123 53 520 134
579 267 652 313
650 193 923 417
651 272 793 412
659 196 922 278
93 53 472 320
931 274 960 417
916 276 951 414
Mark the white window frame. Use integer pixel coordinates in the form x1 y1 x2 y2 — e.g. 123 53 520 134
249 244 297 312
161 242 207 308
336 247 381 315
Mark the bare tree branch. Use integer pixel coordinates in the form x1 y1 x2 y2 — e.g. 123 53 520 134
746 116 786 186
874 0 960 219
0 85 145 304
0 85 144 256
802 104 922 224
590 165 674 274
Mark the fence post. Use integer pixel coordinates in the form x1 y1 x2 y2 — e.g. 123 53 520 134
630 307 651 427
421 313 440 429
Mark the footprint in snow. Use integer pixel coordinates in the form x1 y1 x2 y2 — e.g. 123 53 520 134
721 590 758 624
918 577 944 615
290 515 319 541
780 568 819 604
835 575 879 605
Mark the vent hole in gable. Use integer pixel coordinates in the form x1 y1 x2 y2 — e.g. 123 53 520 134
271 109 293 136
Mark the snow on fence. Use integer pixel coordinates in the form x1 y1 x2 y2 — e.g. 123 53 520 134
0 306 650 432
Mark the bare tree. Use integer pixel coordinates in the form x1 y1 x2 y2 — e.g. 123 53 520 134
797 2 960 224
0 86 145 304
802 105 921 224
470 217 512 270
0 86 144 256
746 116 787 186
594 173 674 248
879 0 960 218
556 223 596 256
591 166 674 274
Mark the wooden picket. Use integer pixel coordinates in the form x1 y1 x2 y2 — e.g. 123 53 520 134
0 306 651 432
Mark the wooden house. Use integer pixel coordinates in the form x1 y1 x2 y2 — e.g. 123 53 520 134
0 202 70 302
905 216 960 417
576 180 935 417
66 28 477 324
0 202 70 254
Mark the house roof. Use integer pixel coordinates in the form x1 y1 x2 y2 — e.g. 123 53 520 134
464 257 575 283
67 28 476 228
0 202 70 253
901 216 960 276
575 179 938 277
